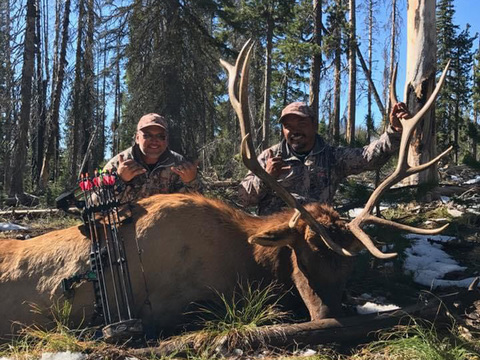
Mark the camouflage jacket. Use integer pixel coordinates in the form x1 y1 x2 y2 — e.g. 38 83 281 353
104 144 202 204
239 127 401 215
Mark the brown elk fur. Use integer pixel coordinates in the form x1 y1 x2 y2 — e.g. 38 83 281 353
0 193 359 339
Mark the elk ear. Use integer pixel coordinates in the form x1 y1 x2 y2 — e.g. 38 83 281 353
248 223 296 247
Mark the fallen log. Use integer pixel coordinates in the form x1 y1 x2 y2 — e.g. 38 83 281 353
133 292 465 358
0 208 79 219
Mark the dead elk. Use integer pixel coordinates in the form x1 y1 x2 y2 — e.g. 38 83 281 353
1 194 358 339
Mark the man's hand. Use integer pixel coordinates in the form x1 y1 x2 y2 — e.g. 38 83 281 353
390 102 411 132
265 149 291 179
117 154 147 182
171 160 199 184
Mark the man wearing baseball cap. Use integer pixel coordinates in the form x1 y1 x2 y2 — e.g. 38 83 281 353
104 113 201 203
239 101 409 215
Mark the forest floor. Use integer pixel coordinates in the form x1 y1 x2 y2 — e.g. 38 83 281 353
1 164 480 359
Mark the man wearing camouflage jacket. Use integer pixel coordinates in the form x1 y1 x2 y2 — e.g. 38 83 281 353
239 101 410 215
104 113 201 203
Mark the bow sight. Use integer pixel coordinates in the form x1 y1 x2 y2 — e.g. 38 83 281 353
58 170 143 342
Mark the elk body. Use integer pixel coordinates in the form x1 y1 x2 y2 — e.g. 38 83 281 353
0 193 357 339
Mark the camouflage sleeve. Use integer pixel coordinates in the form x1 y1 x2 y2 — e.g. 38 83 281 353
334 125 401 177
102 150 137 203
238 148 270 206
177 175 203 193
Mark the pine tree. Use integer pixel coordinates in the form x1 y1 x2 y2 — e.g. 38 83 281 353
436 0 458 151
472 36 480 161
124 0 221 158
450 25 475 164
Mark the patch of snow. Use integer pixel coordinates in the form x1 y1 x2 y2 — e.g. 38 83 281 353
41 352 86 360
295 348 317 357
232 349 243 356
356 302 400 315
464 175 480 185
440 196 450 203
403 233 456 243
447 208 463 217
451 175 460 181
403 234 476 289
0 222 28 231
466 208 480 215
349 206 388 218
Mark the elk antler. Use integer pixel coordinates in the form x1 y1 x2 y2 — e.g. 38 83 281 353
220 40 353 257
346 61 453 259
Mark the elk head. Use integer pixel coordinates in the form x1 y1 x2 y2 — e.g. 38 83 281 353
220 40 452 260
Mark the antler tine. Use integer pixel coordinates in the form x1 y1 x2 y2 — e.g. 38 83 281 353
220 39 254 136
390 63 399 106
221 40 353 257
347 61 452 259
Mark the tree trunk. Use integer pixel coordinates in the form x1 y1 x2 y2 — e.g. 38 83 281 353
262 12 273 150
309 0 322 127
70 0 85 184
403 0 438 185
9 0 36 197
386 0 397 126
39 0 71 190
2 0 14 193
366 0 374 143
113 38 121 156
346 0 356 144
32 0 46 190
332 0 342 145
82 0 95 171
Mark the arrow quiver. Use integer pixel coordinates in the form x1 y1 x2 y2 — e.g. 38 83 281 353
76 170 143 342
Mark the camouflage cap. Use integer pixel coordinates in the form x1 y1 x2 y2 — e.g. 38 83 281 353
279 102 315 123
137 113 168 132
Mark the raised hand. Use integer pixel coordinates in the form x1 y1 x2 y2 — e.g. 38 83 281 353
171 159 199 184
117 154 147 182
390 102 411 132
265 149 291 179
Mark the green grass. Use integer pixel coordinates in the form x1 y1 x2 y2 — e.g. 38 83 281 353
351 318 480 360
162 280 289 357
0 300 103 359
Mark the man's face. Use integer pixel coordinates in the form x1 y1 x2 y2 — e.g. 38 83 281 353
281 115 317 153
135 126 168 164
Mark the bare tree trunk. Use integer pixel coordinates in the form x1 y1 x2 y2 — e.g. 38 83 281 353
403 0 438 185
2 0 14 193
333 50 341 144
32 0 46 190
82 0 95 170
112 37 121 156
70 0 85 184
474 38 479 161
262 12 273 150
39 0 70 190
346 0 356 144
332 0 342 145
386 0 397 126
309 0 322 127
9 0 36 197
366 0 374 143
